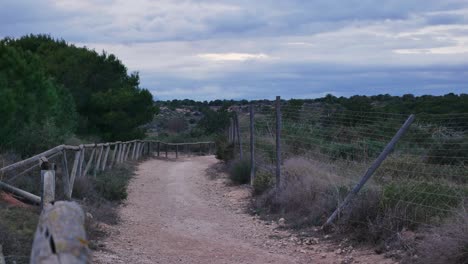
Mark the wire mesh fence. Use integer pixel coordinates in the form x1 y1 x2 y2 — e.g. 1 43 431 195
230 99 467 232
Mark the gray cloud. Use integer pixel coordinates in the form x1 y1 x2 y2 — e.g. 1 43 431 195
1 0 468 100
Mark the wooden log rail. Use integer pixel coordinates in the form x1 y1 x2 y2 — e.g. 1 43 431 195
0 140 215 205
0 139 214 263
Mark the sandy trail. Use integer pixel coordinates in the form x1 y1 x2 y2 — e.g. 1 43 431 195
93 156 394 264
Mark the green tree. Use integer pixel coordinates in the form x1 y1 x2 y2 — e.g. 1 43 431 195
3 35 157 140
0 43 77 155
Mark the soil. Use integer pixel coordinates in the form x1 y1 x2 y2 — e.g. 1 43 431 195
93 156 397 264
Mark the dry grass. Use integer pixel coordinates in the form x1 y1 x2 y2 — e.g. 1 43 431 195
406 209 468 264
0 201 39 264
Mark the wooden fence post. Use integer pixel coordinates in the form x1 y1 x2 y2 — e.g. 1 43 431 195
126 143 132 161
68 150 81 198
132 141 137 159
275 96 282 191
142 142 147 157
30 201 89 263
101 144 110 171
61 150 71 200
40 159 55 209
109 144 117 168
137 142 142 159
176 144 179 158
157 142 160 157
165 143 168 158
235 112 243 160
250 104 255 185
82 147 95 177
94 146 103 178
322 114 416 229
78 146 85 179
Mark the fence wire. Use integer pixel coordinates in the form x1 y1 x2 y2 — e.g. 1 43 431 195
234 103 467 231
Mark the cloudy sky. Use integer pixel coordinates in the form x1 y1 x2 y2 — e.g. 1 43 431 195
1 0 468 100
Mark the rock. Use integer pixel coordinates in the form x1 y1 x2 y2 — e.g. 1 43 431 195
324 234 332 239
321 253 327 258
86 212 94 220
278 218 286 227
400 228 416 242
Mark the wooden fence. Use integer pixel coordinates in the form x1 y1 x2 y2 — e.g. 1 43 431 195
0 140 214 263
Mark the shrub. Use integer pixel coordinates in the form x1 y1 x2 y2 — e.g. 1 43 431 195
253 171 274 195
381 181 465 226
215 138 234 162
228 158 251 185
407 212 468 264
94 164 134 201
0 205 39 264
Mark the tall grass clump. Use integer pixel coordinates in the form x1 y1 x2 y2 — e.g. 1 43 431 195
228 158 251 184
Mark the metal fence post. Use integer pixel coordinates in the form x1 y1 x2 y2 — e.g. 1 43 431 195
275 96 282 191
250 104 255 185
235 112 243 160
323 114 416 229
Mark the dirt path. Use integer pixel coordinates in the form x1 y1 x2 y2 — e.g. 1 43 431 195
93 156 395 264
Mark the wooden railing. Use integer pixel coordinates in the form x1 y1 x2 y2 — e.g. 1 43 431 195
0 139 214 264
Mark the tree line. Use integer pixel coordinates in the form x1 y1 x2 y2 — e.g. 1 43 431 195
0 35 157 156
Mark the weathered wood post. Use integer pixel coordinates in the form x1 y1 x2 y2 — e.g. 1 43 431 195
109 144 117 168
82 147 95 177
68 150 81 198
235 112 243 160
176 144 179 158
157 141 161 157
116 143 122 163
132 141 137 159
78 146 85 179
101 144 110 171
275 96 282 191
322 114 415 229
61 150 71 200
40 158 55 209
140 142 145 158
94 146 103 178
134 142 139 160
121 144 127 163
165 143 168 158
250 104 255 185
30 201 89 263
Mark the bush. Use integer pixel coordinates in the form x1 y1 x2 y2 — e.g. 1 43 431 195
0 204 39 264
253 171 274 195
407 213 468 264
228 158 251 185
94 164 134 201
215 136 234 162
381 182 465 226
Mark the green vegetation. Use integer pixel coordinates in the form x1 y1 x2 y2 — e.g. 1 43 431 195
0 43 77 155
0 204 39 264
150 102 233 144
94 164 134 201
228 158 251 185
0 34 157 156
253 171 274 195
